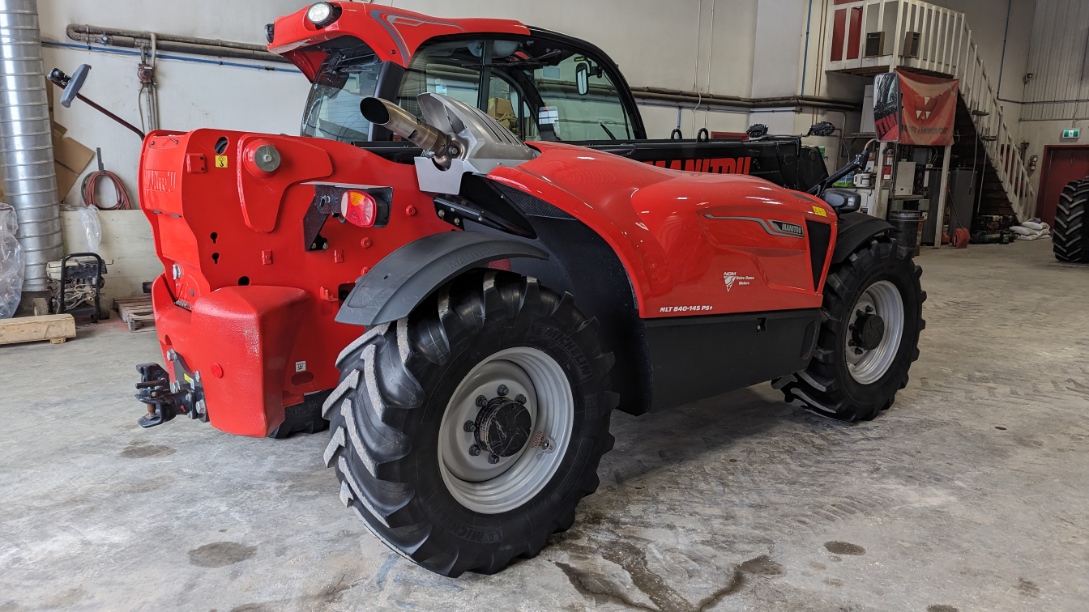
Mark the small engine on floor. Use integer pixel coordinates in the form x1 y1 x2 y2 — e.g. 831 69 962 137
47 253 107 322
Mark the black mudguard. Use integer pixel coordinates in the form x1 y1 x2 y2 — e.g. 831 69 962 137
336 231 548 327
832 212 895 264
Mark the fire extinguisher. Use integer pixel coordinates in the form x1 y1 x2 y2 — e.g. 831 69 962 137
881 146 894 180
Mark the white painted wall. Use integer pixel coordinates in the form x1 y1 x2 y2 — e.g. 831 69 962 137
40 0 768 206
934 0 1036 134
59 210 160 307
40 0 312 208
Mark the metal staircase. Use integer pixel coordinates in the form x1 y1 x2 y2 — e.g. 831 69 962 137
825 0 1035 223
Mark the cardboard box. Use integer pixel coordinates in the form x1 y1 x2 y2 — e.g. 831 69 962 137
54 163 80 200
487 98 518 134
50 122 95 198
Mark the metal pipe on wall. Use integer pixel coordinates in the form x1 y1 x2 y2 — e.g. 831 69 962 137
0 0 61 293
629 85 861 113
66 24 289 64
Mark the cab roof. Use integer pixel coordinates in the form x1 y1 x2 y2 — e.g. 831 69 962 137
268 2 530 80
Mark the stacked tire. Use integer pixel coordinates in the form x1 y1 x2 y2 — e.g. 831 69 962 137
1053 178 1089 263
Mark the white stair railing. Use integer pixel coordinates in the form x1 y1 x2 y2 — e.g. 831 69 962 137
826 0 1035 222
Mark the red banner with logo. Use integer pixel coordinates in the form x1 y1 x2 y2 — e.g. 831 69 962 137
896 68 959 146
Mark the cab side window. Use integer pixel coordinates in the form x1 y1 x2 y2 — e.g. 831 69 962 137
533 54 632 142
488 75 539 140
395 36 634 143
397 39 483 121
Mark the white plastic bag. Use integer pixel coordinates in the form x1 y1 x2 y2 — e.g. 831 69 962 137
0 203 24 319
76 205 102 253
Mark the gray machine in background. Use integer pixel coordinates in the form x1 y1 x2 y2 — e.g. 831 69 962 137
924 167 976 244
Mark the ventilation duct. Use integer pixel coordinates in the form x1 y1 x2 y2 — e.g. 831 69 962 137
0 0 62 293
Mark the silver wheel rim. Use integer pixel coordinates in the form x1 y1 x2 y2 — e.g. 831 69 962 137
845 280 905 385
438 347 574 514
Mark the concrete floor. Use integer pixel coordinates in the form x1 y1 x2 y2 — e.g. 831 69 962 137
1 239 1087 612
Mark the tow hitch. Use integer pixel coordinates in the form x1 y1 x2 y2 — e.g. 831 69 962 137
135 350 207 428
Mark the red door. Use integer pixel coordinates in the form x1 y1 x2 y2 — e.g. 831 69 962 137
1037 146 1089 226
831 1 864 62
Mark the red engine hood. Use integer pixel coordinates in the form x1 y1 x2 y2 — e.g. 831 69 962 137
490 142 837 318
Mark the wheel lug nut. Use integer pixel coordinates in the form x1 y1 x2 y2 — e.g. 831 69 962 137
463 421 477 433
515 394 527 405
469 445 482 457
475 395 488 408
497 385 509 397
865 306 875 314
854 348 864 355
488 454 501 465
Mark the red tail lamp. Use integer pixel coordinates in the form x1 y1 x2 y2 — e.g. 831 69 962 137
341 190 378 228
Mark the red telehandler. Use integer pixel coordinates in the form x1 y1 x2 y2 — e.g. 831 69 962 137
56 2 923 576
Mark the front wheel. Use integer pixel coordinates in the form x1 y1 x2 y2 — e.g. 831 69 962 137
322 271 616 576
777 237 925 421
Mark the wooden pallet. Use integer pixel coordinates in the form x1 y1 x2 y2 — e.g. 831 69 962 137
114 296 156 333
0 314 76 346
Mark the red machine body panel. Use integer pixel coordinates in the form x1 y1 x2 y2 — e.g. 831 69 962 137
269 3 530 79
139 129 451 436
491 142 836 318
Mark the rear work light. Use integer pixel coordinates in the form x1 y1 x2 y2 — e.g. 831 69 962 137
306 3 340 28
341 191 378 228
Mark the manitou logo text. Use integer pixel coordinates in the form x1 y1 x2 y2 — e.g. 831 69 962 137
143 170 177 193
724 272 755 292
647 157 753 174
771 220 805 237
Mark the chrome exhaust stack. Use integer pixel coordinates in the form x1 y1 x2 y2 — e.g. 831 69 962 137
360 97 460 169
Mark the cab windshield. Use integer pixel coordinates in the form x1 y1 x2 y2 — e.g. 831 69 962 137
301 50 382 144
397 37 634 142
300 35 636 145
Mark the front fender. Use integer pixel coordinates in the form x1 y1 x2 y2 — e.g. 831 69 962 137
336 231 549 327
832 212 895 264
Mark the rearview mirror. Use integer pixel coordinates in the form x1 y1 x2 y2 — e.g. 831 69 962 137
822 188 862 213
873 72 902 142
576 62 589 96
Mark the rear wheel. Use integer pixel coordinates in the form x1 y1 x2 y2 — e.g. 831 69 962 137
323 271 616 576
777 238 925 421
1053 178 1089 263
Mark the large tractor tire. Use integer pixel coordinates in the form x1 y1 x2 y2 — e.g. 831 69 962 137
323 270 616 576
776 237 925 421
1053 178 1089 264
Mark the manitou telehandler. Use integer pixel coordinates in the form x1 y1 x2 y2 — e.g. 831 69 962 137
57 2 923 577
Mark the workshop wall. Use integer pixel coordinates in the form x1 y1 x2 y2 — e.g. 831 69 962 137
40 0 770 212
40 0 311 209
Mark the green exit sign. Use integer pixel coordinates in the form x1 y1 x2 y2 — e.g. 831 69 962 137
1062 129 1080 139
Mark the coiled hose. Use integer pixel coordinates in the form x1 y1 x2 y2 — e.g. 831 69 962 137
81 169 132 210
